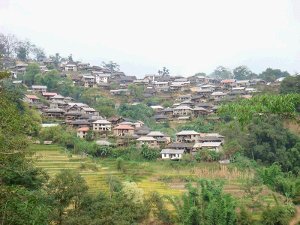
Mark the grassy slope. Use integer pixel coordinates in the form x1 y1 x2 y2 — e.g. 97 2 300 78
32 144 284 220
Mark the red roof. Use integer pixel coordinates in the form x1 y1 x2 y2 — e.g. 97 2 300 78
221 79 236 83
42 92 57 96
25 95 39 99
113 125 134 130
77 127 89 131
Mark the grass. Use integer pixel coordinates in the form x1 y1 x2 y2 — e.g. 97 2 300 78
31 144 285 220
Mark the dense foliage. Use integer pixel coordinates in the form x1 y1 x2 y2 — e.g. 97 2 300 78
165 179 237 225
218 94 300 127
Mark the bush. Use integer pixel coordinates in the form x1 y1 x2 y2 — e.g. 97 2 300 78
141 145 160 160
91 144 112 157
116 157 125 171
181 153 196 165
195 149 222 162
79 163 98 171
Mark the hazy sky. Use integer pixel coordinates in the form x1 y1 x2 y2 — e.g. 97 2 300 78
1 0 300 78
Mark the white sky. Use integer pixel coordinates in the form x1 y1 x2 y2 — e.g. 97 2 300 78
1 0 300 78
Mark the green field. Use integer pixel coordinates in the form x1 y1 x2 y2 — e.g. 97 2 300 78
31 144 284 219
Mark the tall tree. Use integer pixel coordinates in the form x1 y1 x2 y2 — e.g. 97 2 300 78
259 68 290 82
279 75 300 94
165 179 237 224
33 47 46 61
16 39 35 61
68 54 73 62
47 170 88 225
233 65 257 80
24 63 41 86
158 67 170 76
102 61 120 73
212 66 233 79
193 72 207 77
41 69 61 91
0 33 18 58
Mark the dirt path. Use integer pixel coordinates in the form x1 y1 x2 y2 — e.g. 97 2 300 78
290 206 300 225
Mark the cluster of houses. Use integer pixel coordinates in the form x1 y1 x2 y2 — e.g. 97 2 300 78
22 82 227 160
9 59 289 161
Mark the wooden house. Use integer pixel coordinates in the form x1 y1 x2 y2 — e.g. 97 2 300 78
113 125 135 137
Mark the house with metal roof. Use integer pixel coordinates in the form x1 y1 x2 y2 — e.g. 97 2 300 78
92 120 111 131
161 149 185 160
176 130 200 143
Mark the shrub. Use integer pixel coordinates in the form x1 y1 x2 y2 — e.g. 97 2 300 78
141 145 160 160
181 153 196 165
116 157 125 171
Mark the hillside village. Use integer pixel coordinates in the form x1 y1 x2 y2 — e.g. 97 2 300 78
2 35 300 224
2 56 289 161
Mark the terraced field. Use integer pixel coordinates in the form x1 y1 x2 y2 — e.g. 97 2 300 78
31 145 182 196
31 144 283 220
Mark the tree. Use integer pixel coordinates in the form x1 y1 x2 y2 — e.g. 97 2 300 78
165 179 237 224
233 65 257 80
17 39 35 61
261 202 294 225
47 170 88 225
259 68 290 82
0 187 51 225
193 72 207 77
158 67 170 76
218 94 300 127
279 75 300 94
0 54 51 224
178 118 214 133
41 69 61 91
117 103 154 125
50 53 62 66
94 94 116 117
24 63 41 86
121 181 144 204
33 47 46 61
16 46 27 61
68 54 73 62
58 78 75 97
127 83 145 101
141 144 160 160
102 61 120 73
0 33 18 58
212 66 233 79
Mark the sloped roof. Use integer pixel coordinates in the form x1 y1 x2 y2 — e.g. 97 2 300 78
174 106 192 110
176 130 199 135
46 108 65 113
71 120 90 125
43 92 57 96
137 136 157 141
77 127 89 132
147 131 166 137
25 95 39 99
161 149 185 154
199 136 222 141
113 125 134 130
192 107 207 111
51 94 64 99
168 143 191 148
221 79 236 83
201 142 222 147
92 120 111 124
